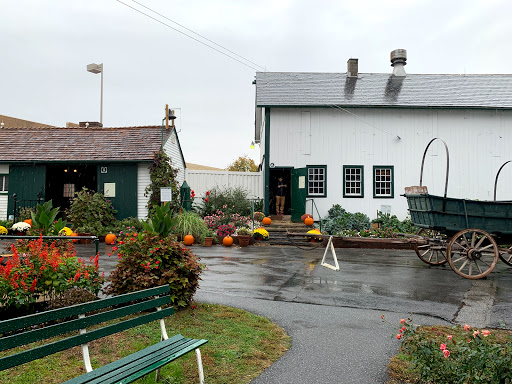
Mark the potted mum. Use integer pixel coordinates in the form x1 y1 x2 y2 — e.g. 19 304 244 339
253 227 269 241
10 221 31 236
236 227 252 247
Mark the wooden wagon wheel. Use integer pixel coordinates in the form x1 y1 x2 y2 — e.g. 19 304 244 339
499 248 512 267
414 228 448 266
447 229 499 279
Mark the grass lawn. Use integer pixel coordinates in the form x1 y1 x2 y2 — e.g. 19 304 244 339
0 303 290 384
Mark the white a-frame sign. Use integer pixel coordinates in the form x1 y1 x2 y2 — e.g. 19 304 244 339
321 236 339 271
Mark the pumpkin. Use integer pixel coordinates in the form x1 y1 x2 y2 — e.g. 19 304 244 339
223 235 234 246
262 217 272 225
304 217 314 226
23 219 32 226
184 234 195 246
71 232 79 243
105 233 117 245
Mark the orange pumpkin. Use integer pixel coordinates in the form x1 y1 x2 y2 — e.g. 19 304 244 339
304 217 314 226
262 217 272 225
23 219 32 226
223 235 234 246
105 233 117 245
184 234 194 246
71 232 79 243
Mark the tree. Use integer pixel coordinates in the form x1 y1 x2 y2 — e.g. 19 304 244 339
226 155 258 172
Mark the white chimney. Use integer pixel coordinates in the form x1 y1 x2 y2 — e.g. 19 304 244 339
347 58 358 77
390 49 407 77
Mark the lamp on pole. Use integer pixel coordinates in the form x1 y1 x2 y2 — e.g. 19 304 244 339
86 63 104 125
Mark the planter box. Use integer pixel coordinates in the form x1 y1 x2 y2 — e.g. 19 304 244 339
322 236 416 250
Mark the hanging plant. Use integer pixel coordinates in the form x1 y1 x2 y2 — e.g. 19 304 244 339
145 150 180 217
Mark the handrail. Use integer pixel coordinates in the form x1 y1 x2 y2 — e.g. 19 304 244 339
420 138 450 198
305 199 322 232
494 160 511 201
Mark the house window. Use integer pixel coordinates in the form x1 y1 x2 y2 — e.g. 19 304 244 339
373 166 394 198
307 166 327 197
63 183 75 198
0 175 8 193
343 166 363 198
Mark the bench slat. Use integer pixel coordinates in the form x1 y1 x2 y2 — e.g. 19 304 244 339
0 285 170 333
63 335 207 384
1 296 172 352
0 307 173 371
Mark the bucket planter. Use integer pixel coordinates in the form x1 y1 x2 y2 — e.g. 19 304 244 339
203 237 214 247
237 235 252 247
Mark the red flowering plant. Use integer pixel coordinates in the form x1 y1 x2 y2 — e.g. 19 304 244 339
0 236 104 309
105 231 205 308
216 223 236 238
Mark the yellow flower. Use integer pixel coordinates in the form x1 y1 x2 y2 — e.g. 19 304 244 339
253 227 269 240
0 226 7 235
59 227 74 236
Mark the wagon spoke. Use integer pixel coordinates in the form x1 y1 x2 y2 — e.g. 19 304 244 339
478 243 495 252
468 263 473 276
478 258 492 268
471 232 476 248
474 259 483 274
415 229 448 266
452 241 467 251
458 259 469 272
475 236 487 249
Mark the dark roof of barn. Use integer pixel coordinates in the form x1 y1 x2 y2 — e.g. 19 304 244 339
255 72 512 109
0 126 170 162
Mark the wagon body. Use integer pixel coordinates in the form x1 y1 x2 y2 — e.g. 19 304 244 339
405 193 512 238
405 192 512 238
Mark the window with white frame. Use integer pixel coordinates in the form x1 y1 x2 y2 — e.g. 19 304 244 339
0 175 8 192
307 166 326 197
373 166 394 198
343 166 363 197
63 183 75 198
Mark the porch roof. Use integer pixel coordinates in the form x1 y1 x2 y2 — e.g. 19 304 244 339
0 126 170 162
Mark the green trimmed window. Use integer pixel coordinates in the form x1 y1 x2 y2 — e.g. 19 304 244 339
0 175 8 193
307 166 327 197
373 166 394 198
343 166 363 198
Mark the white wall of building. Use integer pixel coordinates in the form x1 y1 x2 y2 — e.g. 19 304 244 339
0 164 9 221
163 129 185 185
137 163 150 220
268 107 512 220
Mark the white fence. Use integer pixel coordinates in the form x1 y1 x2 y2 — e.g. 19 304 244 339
184 170 263 199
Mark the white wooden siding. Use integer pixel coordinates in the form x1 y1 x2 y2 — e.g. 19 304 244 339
137 164 150 220
185 170 263 202
0 164 9 220
269 107 512 220
163 129 185 184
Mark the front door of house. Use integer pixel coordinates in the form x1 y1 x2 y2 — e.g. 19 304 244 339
291 167 307 222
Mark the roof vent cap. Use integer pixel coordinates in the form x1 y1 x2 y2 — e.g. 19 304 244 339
390 49 407 77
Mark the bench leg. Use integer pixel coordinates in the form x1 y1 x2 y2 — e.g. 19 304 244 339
196 348 205 384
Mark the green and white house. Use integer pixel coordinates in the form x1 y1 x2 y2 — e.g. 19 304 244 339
0 124 185 221
254 50 512 221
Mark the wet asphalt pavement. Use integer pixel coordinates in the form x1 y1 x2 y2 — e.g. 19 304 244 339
82 242 512 384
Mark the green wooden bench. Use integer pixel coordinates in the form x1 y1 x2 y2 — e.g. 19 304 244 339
0 285 207 383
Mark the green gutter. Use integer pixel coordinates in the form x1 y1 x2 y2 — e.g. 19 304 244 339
264 108 270 216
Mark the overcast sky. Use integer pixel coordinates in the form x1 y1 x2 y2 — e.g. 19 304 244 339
2 0 511 168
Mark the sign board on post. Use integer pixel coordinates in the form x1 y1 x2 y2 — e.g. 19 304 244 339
380 205 391 215
160 187 173 202
104 183 116 198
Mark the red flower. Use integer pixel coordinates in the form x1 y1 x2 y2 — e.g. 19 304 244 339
205 197 210 202
206 191 210 196
443 349 450 358
440 343 446 351
396 334 401 339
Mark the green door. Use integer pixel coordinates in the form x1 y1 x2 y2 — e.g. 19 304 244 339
97 164 137 219
7 164 46 218
291 167 307 222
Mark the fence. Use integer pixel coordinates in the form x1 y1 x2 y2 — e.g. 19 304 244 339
185 170 263 200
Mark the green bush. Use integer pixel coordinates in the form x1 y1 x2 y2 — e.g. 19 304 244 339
171 210 210 242
105 232 204 308
322 204 370 234
145 150 180 216
66 187 117 233
198 187 252 217
372 212 418 234
30 200 67 236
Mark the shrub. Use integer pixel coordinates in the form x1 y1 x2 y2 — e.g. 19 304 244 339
198 187 252 217
143 204 176 237
216 224 236 238
253 212 265 221
66 188 117 232
145 150 180 216
30 200 67 236
390 317 512 384
372 212 418 234
105 232 204 308
0 237 104 309
322 204 370 234
17 207 35 221
171 210 210 242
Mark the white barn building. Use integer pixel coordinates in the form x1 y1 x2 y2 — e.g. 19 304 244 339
254 50 512 221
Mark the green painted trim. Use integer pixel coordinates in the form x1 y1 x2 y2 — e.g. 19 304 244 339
373 165 394 198
306 165 327 198
264 108 271 215
256 104 512 111
343 165 364 198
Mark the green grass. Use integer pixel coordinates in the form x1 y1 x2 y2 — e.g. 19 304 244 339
0 303 290 384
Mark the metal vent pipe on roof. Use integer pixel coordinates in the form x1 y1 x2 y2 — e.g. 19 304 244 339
390 49 407 77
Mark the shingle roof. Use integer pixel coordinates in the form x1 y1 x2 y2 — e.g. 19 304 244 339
0 126 169 162
255 72 512 109
185 162 224 171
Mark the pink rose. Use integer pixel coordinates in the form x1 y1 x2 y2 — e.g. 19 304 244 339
443 349 450 358
447 335 452 340
481 330 490 337
473 330 479 338
463 324 471 331
440 343 446 351
400 319 407 324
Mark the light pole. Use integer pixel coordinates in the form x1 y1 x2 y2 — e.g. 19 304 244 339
87 63 103 125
